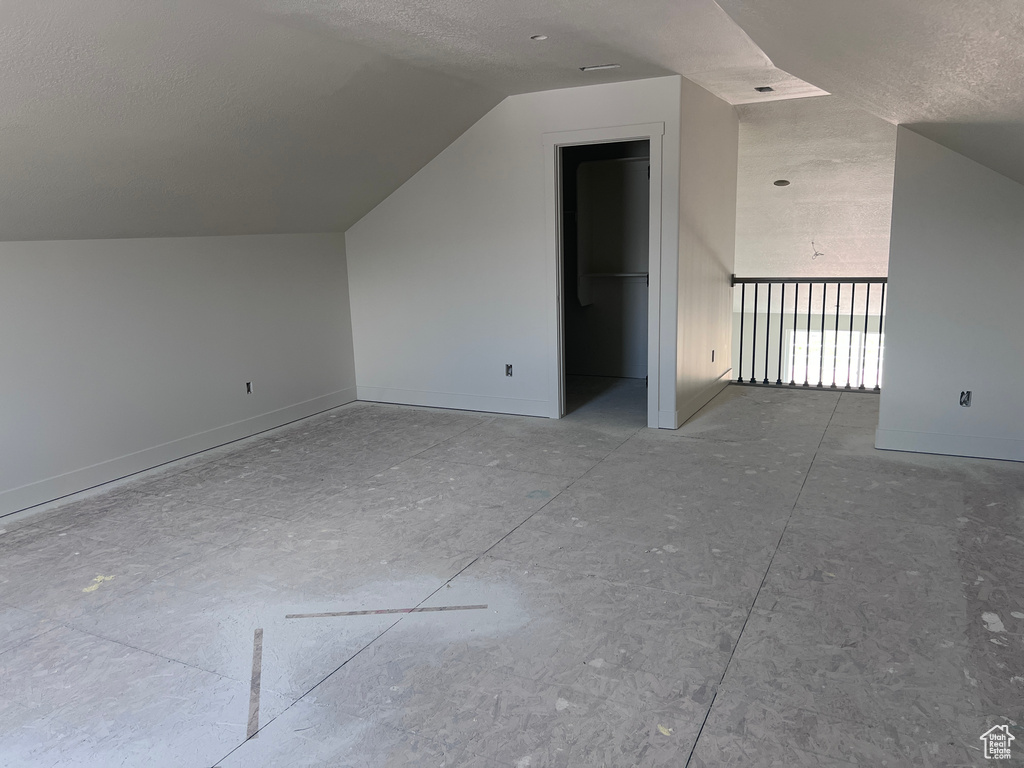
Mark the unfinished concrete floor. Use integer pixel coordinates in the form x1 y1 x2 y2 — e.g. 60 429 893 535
0 380 1021 767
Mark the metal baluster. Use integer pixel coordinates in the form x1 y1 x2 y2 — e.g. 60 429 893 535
790 283 799 385
818 283 827 388
751 284 759 386
804 282 812 387
732 277 887 390
763 283 772 384
737 283 746 383
875 282 886 391
777 283 785 385
846 283 856 389
859 283 871 390
831 283 841 388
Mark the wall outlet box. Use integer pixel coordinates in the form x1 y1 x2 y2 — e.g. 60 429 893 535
505 364 513 377
959 390 971 407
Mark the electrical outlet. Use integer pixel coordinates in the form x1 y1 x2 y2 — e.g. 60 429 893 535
505 364 513 377
959 390 971 407
246 382 253 395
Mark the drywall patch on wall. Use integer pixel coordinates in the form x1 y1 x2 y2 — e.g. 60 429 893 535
0 233 356 515
734 96 896 278
876 127 1024 462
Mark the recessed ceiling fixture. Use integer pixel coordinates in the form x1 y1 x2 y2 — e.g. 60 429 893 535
530 34 548 41
580 63 621 72
774 179 790 186
755 86 775 93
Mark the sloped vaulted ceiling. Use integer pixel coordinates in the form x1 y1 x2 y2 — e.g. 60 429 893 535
717 0 1024 187
1 0 823 241
8 0 1024 242
0 1 502 240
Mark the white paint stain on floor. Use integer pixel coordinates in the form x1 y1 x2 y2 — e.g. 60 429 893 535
982 612 1005 633
82 575 115 593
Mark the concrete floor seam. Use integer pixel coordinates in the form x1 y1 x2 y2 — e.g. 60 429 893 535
683 393 842 768
212 433 584 765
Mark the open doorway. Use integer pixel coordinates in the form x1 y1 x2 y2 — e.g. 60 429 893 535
559 140 650 424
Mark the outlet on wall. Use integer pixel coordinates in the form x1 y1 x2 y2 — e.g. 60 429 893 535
505 364 513 377
959 390 971 407
246 381 253 395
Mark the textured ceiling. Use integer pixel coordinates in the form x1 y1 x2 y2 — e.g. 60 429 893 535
0 0 823 240
226 0 826 104
7 0 1024 242
735 97 896 278
0 1 501 240
718 0 1024 187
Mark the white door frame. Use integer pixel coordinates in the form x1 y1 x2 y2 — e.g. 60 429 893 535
543 122 665 428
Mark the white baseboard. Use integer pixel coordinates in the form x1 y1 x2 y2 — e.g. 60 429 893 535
875 428 1024 463
0 387 357 517
672 370 733 429
356 386 554 418
658 410 680 429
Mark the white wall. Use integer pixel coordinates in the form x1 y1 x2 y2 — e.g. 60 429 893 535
0 234 356 515
877 128 1024 461
346 77 683 419
674 77 739 424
